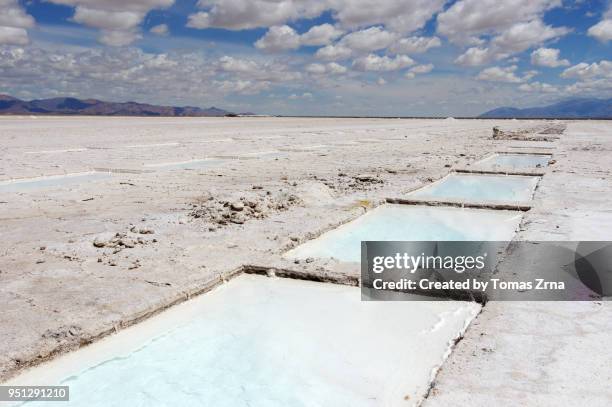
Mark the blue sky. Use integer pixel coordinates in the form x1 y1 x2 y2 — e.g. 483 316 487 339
0 0 611 116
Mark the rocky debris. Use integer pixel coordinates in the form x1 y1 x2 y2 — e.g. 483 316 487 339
189 190 302 227
130 226 154 234
305 171 384 194
492 126 557 142
539 124 566 134
92 230 154 250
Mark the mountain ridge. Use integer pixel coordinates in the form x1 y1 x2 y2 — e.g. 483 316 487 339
0 95 234 117
479 97 612 119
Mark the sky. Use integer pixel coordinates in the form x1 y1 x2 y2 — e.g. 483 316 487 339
0 0 611 116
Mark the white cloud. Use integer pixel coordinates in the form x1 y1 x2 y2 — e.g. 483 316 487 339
404 63 433 79
0 0 35 45
409 63 434 74
561 60 612 79
150 23 169 36
388 36 441 54
331 0 445 33
188 0 444 34
491 19 570 56
352 54 414 72
254 25 300 52
476 65 523 83
300 23 343 46
437 0 561 45
305 62 347 75
518 81 558 93
49 0 174 46
98 30 142 46
588 19 612 42
338 26 397 52
315 43 353 60
218 55 259 73
530 47 569 67
187 0 328 30
0 26 29 46
455 47 491 66
454 20 570 66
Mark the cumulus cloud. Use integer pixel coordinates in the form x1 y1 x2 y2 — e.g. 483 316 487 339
0 0 35 45
331 0 445 33
388 36 441 54
518 81 558 93
0 45 302 103
254 25 301 52
352 54 414 72
187 0 328 30
561 60 612 79
300 23 343 46
404 63 433 79
339 26 396 52
439 0 569 65
254 23 344 52
150 23 169 35
315 43 353 60
49 0 174 46
437 0 561 45
455 47 491 66
188 0 443 34
530 47 569 67
454 19 570 66
305 62 347 75
588 19 612 42
476 65 525 83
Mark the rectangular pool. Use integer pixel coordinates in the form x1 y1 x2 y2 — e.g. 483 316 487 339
144 159 226 170
474 153 551 170
406 173 539 205
9 274 480 407
285 204 522 262
0 171 111 193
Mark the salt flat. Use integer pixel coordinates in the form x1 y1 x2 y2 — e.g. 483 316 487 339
0 117 610 406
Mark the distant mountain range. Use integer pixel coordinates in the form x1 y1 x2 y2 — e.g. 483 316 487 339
479 98 612 119
0 95 234 117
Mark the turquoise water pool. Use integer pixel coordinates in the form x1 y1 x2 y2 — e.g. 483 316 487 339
286 204 522 262
407 174 539 204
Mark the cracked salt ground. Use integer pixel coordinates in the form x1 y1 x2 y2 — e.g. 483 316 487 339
9 274 480 407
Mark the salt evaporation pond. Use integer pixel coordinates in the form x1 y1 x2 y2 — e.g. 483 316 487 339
0 172 111 193
475 153 551 170
407 173 539 204
9 274 480 406
144 158 226 170
286 204 522 262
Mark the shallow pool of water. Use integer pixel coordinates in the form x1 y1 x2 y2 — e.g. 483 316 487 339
11 274 480 406
475 153 551 170
0 172 111 192
407 173 539 204
144 159 226 170
286 204 522 262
